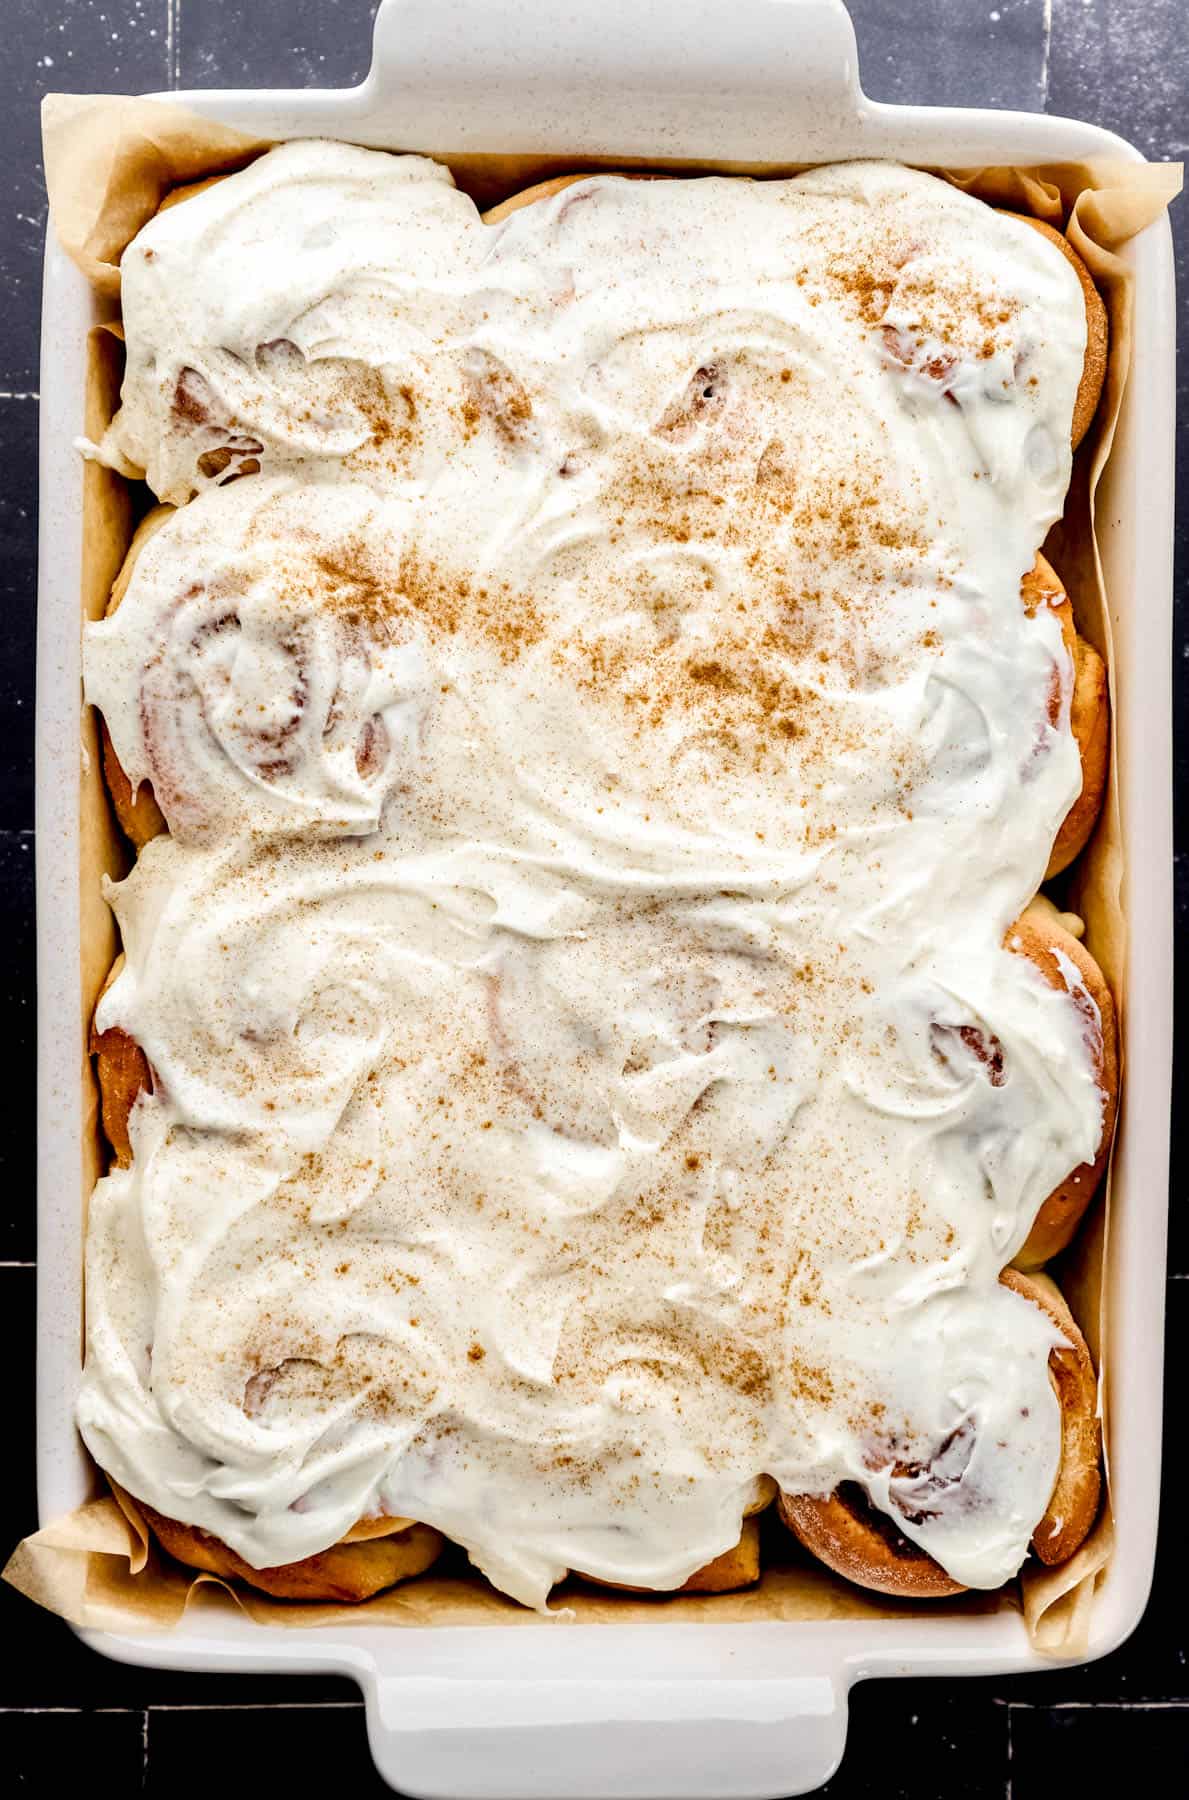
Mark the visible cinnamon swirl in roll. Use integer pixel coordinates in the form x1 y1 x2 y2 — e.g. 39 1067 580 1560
99 142 485 504
85 477 432 844
917 896 1117 1270
777 1268 1100 1598
99 147 1107 512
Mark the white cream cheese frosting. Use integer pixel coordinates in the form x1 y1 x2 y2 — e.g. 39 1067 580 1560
79 148 1105 1608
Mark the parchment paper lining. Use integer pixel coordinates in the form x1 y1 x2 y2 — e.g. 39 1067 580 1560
8 93 1179 1655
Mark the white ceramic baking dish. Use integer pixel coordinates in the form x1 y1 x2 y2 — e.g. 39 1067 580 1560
35 1 1175 1793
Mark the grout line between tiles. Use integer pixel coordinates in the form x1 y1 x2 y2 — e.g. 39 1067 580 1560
1039 0 1052 108
141 1709 149 1788
0 391 39 402
0 1702 363 1716
144 1700 363 1711
1005 1696 1013 1800
0 1706 144 1714
0 1261 35 1269
1005 1699 1189 1710
167 0 180 90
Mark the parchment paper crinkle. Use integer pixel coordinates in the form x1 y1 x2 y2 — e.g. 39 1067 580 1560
9 92 1179 1650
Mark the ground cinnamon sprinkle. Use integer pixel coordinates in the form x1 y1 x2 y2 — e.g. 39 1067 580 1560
355 374 420 453
823 234 1020 359
787 1354 836 1409
294 534 546 661
312 542 390 622
461 349 535 444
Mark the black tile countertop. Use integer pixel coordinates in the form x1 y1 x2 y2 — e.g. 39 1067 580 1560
2 1 1185 1791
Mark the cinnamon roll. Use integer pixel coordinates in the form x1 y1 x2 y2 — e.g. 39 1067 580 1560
85 476 432 845
1008 902 1118 1268
90 954 150 1169
97 142 485 505
777 1267 1100 1598
1021 554 1109 878
1010 214 1108 450
578 1516 762 1597
575 1478 774 1595
139 1504 443 1603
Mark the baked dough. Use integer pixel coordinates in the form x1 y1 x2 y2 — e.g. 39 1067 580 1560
1010 213 1108 449
1009 903 1119 1268
97 504 172 848
140 1503 444 1603
575 1476 775 1595
90 955 150 1169
777 1267 1100 1597
1021 554 1109 879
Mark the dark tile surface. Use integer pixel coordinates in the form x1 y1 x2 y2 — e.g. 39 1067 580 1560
1009 1702 1189 1794
3 1708 145 1791
3 2 1185 1795
1048 0 1189 161
0 402 37 835
824 1686 1008 1795
2 0 168 393
0 838 35 1261
144 1703 380 1797
847 0 1049 110
177 0 379 90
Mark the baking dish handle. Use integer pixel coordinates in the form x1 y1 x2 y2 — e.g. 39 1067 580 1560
355 9 862 1794
365 0 865 142
363 1671 849 1799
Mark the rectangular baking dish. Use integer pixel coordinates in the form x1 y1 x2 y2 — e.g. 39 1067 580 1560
35 2 1175 1794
